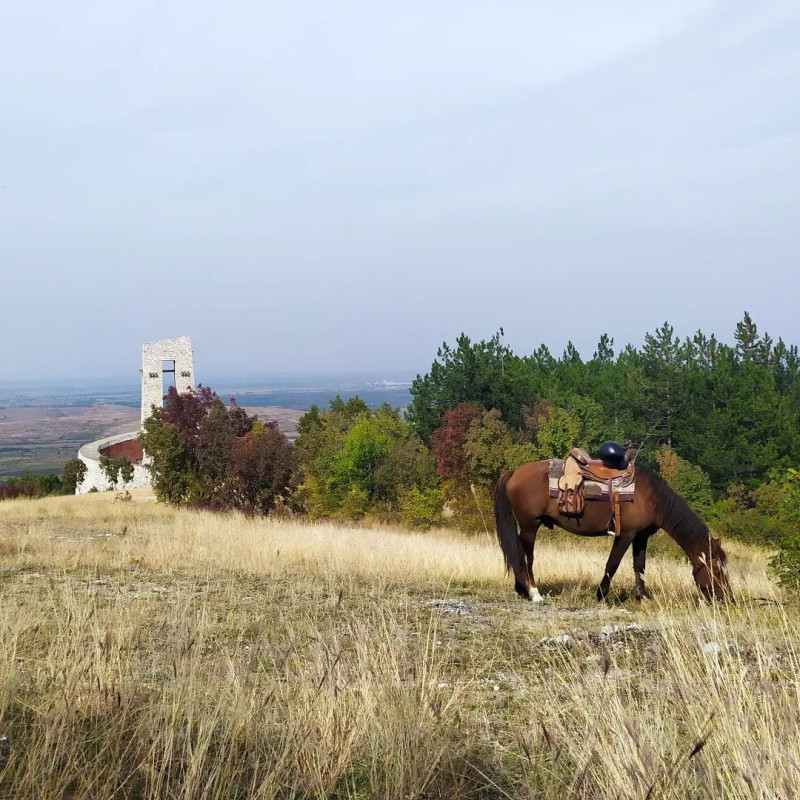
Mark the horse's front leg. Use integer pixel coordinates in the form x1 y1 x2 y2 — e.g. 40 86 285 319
633 527 658 601
596 531 636 601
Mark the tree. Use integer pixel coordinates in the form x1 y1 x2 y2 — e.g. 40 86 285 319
593 333 615 365
99 456 134 489
408 330 536 440
139 386 293 513
734 311 760 363
464 409 513 487
432 403 482 485
639 322 684 450
654 446 713 515
62 458 87 494
225 420 295 514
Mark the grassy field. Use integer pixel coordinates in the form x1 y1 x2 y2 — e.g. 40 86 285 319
0 492 796 799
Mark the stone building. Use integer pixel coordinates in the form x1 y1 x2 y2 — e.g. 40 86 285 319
76 336 195 493
140 336 195 426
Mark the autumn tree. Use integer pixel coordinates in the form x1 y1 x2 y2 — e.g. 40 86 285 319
139 386 293 513
432 403 482 486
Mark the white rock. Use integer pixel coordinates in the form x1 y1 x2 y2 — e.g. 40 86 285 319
702 642 721 656
538 633 572 646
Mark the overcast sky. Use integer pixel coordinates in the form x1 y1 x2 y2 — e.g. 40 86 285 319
1 1 799 382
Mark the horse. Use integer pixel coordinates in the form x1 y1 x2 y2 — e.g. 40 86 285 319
494 461 733 603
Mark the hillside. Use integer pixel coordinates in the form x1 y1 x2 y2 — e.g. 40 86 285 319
0 404 140 479
0 404 303 479
0 492 795 798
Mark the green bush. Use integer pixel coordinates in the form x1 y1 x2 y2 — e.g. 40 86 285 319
62 458 87 494
654 446 714 515
769 469 800 589
99 456 134 489
398 486 445 529
293 399 439 524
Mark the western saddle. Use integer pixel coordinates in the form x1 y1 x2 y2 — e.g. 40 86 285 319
555 447 635 534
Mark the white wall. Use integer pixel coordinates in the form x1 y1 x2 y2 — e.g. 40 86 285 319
76 432 151 494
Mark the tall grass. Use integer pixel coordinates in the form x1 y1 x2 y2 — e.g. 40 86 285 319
0 491 796 798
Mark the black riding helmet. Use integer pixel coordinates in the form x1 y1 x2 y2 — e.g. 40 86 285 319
598 440 628 470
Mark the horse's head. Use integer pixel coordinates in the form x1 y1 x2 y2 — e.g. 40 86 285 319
691 537 734 602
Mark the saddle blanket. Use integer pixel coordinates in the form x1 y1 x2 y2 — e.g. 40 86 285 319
547 459 636 503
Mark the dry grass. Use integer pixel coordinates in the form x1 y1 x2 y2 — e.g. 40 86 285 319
0 491 797 799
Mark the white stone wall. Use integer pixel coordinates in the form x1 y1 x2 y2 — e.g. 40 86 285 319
141 336 195 425
76 432 151 494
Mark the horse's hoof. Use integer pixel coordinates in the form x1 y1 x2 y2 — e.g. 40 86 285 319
635 589 653 602
596 588 608 602
529 586 544 603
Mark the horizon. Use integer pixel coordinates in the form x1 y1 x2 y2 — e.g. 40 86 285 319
0 308 794 389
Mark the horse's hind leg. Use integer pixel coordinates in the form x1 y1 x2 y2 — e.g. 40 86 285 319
520 525 542 602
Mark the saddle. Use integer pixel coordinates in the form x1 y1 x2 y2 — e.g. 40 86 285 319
548 447 635 535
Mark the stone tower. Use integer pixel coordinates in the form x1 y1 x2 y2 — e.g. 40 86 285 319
140 336 195 426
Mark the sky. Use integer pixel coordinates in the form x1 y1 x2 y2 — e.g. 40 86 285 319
1 1 799 382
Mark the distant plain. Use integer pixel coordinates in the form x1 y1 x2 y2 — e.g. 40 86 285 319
0 404 304 480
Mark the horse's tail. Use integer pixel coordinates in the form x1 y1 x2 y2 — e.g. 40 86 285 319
494 470 523 573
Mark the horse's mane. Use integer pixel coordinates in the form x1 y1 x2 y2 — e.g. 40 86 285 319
639 465 725 562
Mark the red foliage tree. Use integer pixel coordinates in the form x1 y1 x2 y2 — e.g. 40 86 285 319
432 403 482 485
226 421 295 514
161 384 216 451
141 387 294 514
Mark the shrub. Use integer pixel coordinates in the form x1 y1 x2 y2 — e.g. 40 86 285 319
432 404 482 486
224 420 295 514
654 446 714 515
139 386 294 514
0 474 64 501
769 469 800 589
62 458 87 494
293 399 439 523
99 456 134 489
464 409 513 488
398 486 445 529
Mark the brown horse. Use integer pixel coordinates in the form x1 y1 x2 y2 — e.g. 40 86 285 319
494 461 733 602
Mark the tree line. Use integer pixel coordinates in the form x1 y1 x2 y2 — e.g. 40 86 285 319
4 311 800 585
